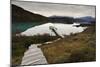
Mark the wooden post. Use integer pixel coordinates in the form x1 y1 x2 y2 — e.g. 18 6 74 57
49 26 63 38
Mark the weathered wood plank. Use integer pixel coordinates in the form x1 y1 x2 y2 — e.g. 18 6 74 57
21 44 48 65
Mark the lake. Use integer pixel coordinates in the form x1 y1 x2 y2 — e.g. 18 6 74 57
20 23 87 37
12 22 42 33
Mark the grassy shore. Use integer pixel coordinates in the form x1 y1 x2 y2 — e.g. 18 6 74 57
12 34 58 65
12 25 96 65
40 26 96 64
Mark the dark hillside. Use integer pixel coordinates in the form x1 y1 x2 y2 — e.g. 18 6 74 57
12 4 48 22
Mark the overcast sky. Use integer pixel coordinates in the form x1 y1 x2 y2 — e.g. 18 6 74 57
11 0 95 18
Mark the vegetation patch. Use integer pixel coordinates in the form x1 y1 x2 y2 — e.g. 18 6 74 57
12 34 58 65
40 26 96 64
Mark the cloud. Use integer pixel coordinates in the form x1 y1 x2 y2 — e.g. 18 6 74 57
11 1 95 17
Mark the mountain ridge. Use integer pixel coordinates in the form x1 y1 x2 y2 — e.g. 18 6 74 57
75 16 95 24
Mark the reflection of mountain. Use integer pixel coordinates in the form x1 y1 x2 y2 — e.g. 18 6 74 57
75 16 95 24
12 4 48 22
48 16 74 24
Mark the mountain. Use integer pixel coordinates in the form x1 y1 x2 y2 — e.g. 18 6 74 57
12 4 48 22
75 16 95 24
48 16 74 24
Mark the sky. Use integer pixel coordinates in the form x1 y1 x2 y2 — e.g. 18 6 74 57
11 0 96 18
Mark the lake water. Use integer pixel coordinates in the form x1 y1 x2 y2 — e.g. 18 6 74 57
12 22 42 33
20 23 87 37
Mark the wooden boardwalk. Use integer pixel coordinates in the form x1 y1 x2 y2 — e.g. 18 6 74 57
21 44 48 65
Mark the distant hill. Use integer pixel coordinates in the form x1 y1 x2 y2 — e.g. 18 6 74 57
48 16 96 25
75 16 95 24
48 16 74 24
12 4 48 22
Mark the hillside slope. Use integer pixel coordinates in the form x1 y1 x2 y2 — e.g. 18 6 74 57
40 26 96 64
12 4 48 22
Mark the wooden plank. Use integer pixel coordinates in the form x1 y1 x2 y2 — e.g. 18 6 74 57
21 44 48 65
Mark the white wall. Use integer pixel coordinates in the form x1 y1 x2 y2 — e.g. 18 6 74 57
0 0 99 67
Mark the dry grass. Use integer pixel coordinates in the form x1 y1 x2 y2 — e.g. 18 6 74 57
12 34 58 65
40 26 96 64
12 26 96 65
